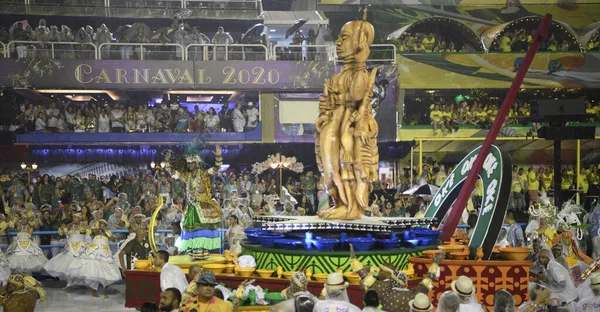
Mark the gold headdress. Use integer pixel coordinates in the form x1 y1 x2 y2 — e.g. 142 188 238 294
186 155 202 163
5 273 46 301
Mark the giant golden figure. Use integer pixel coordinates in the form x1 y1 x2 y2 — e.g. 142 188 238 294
315 14 379 220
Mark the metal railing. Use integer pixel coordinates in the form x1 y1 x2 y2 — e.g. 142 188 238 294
272 44 335 62
1 42 6 58
185 43 268 61
6 0 259 9
98 42 185 60
7 40 98 60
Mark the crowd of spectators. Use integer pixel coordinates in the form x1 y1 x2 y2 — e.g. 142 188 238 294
403 91 600 132
393 32 471 53
493 27 578 52
0 19 267 61
13 95 260 134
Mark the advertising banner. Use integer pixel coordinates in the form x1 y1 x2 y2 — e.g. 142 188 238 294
0 58 335 91
397 52 600 89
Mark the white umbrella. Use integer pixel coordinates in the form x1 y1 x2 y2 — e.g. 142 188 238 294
402 184 440 196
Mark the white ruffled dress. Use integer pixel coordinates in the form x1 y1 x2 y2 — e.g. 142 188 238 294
77 234 122 290
0 249 11 285
43 231 88 282
6 232 48 274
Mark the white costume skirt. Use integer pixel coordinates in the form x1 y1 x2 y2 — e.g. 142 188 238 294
77 259 122 289
44 251 82 280
6 234 48 274
0 262 10 285
76 237 122 289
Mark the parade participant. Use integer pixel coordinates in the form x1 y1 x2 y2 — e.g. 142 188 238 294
516 284 551 312
361 290 380 312
313 273 361 312
159 288 182 312
270 272 317 312
451 276 486 311
505 212 524 247
5 214 47 274
587 202 600 258
437 291 460 312
180 271 233 312
409 293 432 312
44 212 91 291
535 246 578 305
154 250 188 294
551 243 569 270
0 247 10 285
119 227 151 273
350 244 439 312
574 272 600 311
114 224 137 269
225 215 246 255
493 289 516 312
77 219 121 298
0 273 46 312
180 146 223 252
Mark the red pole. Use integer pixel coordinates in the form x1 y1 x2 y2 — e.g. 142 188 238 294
439 14 552 242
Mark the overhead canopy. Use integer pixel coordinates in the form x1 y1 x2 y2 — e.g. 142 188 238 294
579 22 600 50
386 16 485 51
481 16 581 52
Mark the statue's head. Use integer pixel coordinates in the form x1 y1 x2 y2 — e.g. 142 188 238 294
335 20 374 59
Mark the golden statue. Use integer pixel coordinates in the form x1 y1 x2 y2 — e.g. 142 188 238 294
315 11 379 220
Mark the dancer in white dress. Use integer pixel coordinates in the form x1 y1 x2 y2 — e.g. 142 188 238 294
43 213 91 290
77 220 121 298
6 216 48 274
0 248 11 285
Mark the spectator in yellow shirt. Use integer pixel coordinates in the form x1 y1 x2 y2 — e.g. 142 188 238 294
442 105 458 133
429 104 445 135
510 165 524 211
474 107 488 128
422 33 436 52
579 168 589 205
541 167 553 195
527 167 540 206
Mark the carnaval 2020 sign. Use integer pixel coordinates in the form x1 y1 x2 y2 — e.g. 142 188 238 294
0 59 335 90
424 144 512 259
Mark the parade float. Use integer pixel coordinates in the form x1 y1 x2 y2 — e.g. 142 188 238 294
124 11 558 312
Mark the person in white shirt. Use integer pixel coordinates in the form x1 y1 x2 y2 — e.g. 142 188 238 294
159 287 182 312
245 102 259 131
313 273 361 312
450 276 486 312
45 102 60 132
535 246 578 305
154 250 188 294
232 102 246 133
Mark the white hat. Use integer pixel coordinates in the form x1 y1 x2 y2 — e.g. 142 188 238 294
591 272 600 290
324 273 348 291
409 293 432 312
248 102 254 107
451 275 475 297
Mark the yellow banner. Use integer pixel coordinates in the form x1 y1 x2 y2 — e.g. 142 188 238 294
397 52 599 89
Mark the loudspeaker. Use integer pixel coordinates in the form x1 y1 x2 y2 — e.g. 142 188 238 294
537 126 596 140
0 131 15 145
534 99 585 117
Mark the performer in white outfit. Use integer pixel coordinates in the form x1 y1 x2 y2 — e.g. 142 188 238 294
0 248 11 285
77 219 122 298
535 246 578 306
574 272 600 311
224 215 246 255
450 276 487 312
43 213 91 290
313 273 361 312
6 216 48 274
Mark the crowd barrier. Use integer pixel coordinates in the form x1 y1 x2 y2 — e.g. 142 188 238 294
2 41 395 63
2 0 259 9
